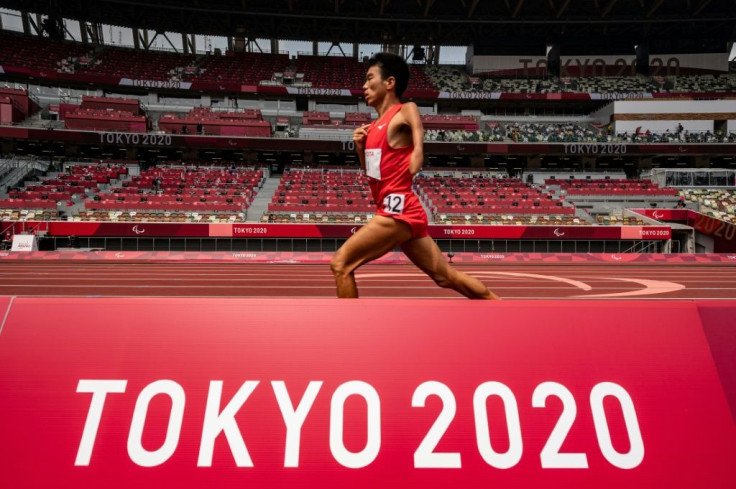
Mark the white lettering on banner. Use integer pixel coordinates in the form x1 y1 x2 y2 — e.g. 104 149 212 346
564 144 627 155
198 381 259 467
119 78 192 90
329 381 381 469
639 229 671 238
412 381 462 468
233 227 268 235
341 140 356 151
590 382 644 469
648 57 681 76
127 380 186 467
443 228 476 236
517 59 549 75
474 382 524 469
75 379 644 470
75 379 128 466
98 132 172 147
272 381 323 468
439 91 498 100
559 57 637 77
474 55 712 77
287 87 350 97
592 92 650 100
532 382 588 469
232 253 258 259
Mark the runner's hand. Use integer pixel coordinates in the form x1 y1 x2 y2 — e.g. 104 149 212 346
353 124 370 151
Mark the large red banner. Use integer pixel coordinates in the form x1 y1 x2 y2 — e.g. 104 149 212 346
33 221 673 240
0 298 734 488
634 208 736 252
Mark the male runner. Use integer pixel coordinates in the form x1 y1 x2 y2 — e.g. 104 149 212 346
330 52 499 299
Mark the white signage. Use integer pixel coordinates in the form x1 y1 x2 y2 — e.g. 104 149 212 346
11 234 38 252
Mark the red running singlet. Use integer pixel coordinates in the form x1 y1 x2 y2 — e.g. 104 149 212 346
363 103 429 239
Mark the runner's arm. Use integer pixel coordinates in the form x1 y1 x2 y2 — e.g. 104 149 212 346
353 124 370 172
402 103 425 175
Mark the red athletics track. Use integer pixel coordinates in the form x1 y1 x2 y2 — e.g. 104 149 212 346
1 256 736 299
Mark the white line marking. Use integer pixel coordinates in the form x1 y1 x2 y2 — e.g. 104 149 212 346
0 296 15 336
358 271 593 291
468 271 593 291
573 278 686 298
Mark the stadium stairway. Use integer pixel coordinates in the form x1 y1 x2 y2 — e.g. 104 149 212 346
245 176 280 222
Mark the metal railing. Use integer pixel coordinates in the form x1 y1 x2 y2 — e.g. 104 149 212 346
37 236 670 254
0 157 49 191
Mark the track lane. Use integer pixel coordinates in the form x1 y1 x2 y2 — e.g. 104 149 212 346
2 262 735 299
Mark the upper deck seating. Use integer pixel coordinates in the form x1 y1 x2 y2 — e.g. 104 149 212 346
196 51 290 86
78 48 194 81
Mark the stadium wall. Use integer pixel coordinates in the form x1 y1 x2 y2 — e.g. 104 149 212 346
615 120 713 134
611 100 735 134
612 100 736 114
470 55 547 76
0 103 11 125
469 52 728 76
649 52 729 74
590 103 616 125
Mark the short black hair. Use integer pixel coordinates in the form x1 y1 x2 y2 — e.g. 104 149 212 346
368 52 410 98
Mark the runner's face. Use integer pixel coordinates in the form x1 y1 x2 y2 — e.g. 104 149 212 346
363 65 390 107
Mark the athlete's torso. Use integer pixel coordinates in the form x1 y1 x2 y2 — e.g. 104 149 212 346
364 103 414 206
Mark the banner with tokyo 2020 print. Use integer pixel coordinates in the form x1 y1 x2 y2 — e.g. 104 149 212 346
0 298 733 488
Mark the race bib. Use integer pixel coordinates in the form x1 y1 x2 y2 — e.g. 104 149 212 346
383 193 405 214
365 148 382 180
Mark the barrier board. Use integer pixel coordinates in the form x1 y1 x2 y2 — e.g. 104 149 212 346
0 298 734 488
10 234 38 251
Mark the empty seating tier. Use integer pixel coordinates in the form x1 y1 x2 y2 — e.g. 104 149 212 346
266 169 375 215
85 166 264 218
415 175 573 217
547 178 678 196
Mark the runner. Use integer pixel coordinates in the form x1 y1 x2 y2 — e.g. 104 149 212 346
330 52 499 299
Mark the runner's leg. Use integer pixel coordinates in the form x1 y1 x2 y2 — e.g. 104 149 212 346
401 236 499 299
331 215 412 298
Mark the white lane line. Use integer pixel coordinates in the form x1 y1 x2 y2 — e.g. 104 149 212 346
0 285 602 290
358 271 593 291
0 296 15 337
358 271 596 291
468 271 593 291
573 278 686 298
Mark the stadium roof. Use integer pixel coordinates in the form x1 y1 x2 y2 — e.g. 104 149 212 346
3 0 735 48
